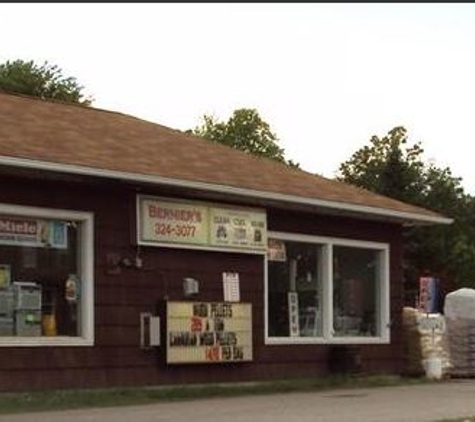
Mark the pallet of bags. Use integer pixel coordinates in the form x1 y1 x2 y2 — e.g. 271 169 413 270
444 288 475 377
402 307 424 375
402 307 451 376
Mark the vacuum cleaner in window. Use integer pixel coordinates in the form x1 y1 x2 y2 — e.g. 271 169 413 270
13 282 42 337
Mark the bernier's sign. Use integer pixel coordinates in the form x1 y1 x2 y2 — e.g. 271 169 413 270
137 195 267 252
139 198 209 246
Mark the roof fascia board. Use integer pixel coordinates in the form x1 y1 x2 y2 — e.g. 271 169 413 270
0 155 453 225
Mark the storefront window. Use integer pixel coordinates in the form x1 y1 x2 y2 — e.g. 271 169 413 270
0 204 93 346
266 233 389 344
333 246 379 337
268 241 323 338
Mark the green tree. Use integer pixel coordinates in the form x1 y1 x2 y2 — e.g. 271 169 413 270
338 127 425 204
191 108 298 167
0 59 92 105
337 126 475 299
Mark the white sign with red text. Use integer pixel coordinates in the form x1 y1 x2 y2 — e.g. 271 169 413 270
139 198 209 245
137 196 267 252
0 216 67 249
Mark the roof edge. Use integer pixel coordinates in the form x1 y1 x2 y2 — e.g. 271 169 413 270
0 155 453 226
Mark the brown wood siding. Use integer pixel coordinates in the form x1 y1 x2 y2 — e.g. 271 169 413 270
0 175 403 392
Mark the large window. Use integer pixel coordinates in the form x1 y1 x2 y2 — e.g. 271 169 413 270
266 232 389 344
268 241 324 338
0 203 93 346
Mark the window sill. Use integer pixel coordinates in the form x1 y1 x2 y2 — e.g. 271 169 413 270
0 336 94 347
265 336 390 345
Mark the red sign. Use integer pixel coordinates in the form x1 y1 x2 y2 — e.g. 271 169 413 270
190 316 203 332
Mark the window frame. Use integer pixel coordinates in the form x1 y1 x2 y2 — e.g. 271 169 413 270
265 231 390 345
0 203 94 347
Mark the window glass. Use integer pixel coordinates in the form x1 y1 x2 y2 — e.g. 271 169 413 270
267 235 388 343
268 241 323 338
333 246 379 337
0 216 81 338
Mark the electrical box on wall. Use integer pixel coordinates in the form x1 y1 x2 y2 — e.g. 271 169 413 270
140 312 161 349
183 278 199 297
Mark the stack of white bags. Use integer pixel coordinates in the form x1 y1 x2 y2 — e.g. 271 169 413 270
444 288 475 377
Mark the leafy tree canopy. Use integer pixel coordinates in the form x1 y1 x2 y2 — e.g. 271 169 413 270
338 127 427 205
190 108 298 167
0 59 92 105
337 126 475 297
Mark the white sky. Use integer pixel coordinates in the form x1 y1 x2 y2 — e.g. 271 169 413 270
2 4 475 192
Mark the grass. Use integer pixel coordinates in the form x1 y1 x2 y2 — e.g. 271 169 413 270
0 374 436 415
437 418 475 422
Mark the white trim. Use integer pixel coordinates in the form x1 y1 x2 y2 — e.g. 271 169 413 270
382 248 391 342
137 194 267 215
266 337 389 345
0 337 92 347
136 193 141 252
323 244 332 339
80 209 95 346
268 231 389 250
0 155 452 225
265 231 390 345
0 202 92 222
138 240 267 255
0 203 94 347
264 255 269 345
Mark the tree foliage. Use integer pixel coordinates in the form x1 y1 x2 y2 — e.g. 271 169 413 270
0 59 92 105
191 108 298 167
338 126 475 299
338 127 425 204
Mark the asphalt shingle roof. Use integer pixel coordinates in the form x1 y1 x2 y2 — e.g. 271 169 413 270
0 92 449 224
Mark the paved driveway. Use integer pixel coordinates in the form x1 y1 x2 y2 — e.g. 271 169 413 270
2 380 475 422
